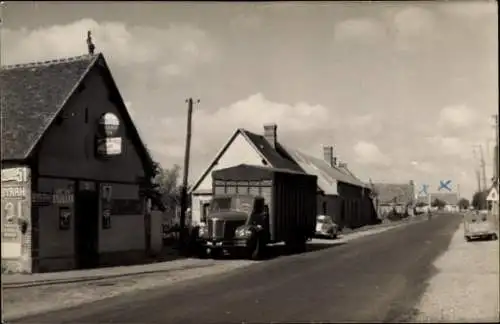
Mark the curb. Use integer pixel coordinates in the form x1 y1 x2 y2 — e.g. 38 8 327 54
2 263 215 289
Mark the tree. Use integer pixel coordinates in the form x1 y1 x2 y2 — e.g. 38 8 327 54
472 190 488 210
458 198 470 210
431 198 446 209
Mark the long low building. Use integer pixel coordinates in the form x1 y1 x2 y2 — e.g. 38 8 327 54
189 124 378 230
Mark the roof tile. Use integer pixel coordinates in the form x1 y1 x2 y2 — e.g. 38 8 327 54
1 55 97 160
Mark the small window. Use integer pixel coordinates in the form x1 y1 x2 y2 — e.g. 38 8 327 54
322 201 327 215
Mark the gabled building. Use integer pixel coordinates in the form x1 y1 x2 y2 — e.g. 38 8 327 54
189 124 377 230
1 53 158 273
372 182 415 217
430 192 459 212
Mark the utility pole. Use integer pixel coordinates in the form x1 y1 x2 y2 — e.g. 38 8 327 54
178 98 199 250
473 147 482 193
479 144 487 192
493 114 499 182
473 144 487 192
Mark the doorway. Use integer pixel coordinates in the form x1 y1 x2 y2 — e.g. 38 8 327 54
75 188 99 269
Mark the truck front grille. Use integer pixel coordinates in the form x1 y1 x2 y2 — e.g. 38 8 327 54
208 219 225 239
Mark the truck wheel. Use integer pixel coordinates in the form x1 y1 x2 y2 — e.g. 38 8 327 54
491 234 498 241
296 237 307 253
465 236 472 242
197 246 208 259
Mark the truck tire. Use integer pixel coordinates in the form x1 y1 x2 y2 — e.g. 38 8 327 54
285 235 307 254
209 248 223 259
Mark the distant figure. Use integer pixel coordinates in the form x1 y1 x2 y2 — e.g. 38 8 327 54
87 30 95 55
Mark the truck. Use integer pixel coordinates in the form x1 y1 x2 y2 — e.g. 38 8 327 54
196 164 318 260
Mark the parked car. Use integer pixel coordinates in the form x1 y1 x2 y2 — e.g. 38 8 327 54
315 215 339 239
464 210 498 242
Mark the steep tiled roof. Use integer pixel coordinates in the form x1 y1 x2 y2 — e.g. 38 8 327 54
240 130 303 172
373 183 414 205
1 55 98 160
241 131 367 192
190 127 367 194
284 147 369 194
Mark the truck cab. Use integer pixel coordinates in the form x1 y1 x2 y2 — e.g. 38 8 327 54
197 195 270 259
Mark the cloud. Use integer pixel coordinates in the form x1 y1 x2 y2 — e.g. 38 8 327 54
2 19 217 77
158 93 335 155
426 136 467 157
334 18 388 44
437 105 478 129
410 160 435 173
230 13 262 30
440 1 497 19
391 6 437 51
353 141 392 166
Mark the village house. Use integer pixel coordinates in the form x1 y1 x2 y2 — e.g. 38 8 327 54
429 192 460 212
189 124 378 230
1 51 162 273
372 182 415 218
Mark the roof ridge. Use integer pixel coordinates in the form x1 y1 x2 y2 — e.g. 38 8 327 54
1 54 99 71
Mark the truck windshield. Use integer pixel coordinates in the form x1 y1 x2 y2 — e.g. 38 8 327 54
210 196 254 214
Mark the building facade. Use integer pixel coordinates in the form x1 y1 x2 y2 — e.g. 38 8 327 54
1 53 159 273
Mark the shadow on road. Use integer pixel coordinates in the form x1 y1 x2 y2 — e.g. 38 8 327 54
205 240 347 261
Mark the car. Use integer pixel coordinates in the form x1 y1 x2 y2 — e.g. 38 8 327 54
315 215 339 239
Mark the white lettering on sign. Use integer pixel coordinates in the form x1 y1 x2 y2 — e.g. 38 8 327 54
97 137 122 156
1 186 27 199
1 167 29 183
99 113 120 136
32 191 74 205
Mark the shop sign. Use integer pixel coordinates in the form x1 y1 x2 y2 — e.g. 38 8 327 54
1 186 27 199
1 167 29 183
96 137 122 156
32 189 74 206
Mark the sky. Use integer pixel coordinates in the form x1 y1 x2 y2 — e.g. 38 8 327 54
1 1 498 199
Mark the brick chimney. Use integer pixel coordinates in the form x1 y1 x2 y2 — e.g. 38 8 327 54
323 145 336 167
263 123 277 149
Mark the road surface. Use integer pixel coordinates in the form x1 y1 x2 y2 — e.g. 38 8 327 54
14 214 461 323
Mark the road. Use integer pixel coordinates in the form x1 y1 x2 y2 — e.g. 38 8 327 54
14 214 461 323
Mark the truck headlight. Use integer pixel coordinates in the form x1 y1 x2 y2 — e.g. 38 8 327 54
236 228 252 238
198 225 207 237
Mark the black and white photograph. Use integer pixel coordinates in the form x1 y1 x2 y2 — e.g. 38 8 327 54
1 1 498 323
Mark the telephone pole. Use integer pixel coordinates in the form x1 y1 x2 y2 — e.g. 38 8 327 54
493 114 499 183
473 147 482 193
179 98 199 250
479 145 487 191
473 144 487 192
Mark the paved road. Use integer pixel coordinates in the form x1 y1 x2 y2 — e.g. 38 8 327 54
14 214 461 323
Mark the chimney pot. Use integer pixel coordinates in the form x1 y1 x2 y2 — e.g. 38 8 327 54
323 145 335 167
263 123 277 149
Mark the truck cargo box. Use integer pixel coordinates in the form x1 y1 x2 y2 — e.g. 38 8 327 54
211 164 317 242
